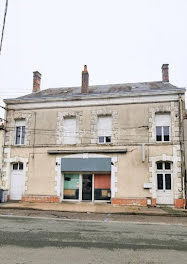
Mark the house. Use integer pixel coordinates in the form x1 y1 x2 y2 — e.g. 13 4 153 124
1 64 186 207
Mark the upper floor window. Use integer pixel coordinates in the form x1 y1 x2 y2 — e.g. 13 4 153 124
97 115 112 144
15 120 25 145
155 113 171 142
63 116 76 144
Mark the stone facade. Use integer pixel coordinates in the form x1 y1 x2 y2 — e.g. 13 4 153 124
2 85 186 207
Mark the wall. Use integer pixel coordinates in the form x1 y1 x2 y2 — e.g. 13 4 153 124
2 96 185 206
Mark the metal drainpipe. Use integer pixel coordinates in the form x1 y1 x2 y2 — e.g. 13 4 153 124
179 95 186 208
1 104 7 185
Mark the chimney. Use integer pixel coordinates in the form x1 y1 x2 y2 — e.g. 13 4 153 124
33 71 41 92
81 65 89 93
162 64 169 82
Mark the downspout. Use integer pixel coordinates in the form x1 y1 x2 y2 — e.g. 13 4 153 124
179 95 186 208
1 104 7 186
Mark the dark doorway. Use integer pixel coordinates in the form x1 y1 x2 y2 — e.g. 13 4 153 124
82 174 92 200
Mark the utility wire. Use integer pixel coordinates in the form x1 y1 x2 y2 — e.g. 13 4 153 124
0 0 8 54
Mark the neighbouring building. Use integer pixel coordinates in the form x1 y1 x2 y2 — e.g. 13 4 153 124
1 64 186 207
0 121 5 187
183 112 187 201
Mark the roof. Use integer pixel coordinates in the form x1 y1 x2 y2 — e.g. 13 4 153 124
4 81 185 103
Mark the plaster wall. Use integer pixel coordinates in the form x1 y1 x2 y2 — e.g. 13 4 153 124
2 97 184 205
4 102 173 147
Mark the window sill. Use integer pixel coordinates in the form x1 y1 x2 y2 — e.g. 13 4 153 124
12 144 26 147
155 141 172 144
97 143 113 145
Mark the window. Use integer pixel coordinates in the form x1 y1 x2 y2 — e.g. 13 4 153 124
13 162 23 170
63 174 79 200
63 117 76 144
156 161 172 190
15 120 25 145
155 113 171 142
97 116 112 144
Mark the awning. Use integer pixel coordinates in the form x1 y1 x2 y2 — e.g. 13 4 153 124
61 158 111 172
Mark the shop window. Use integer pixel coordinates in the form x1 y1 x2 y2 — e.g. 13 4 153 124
97 116 112 144
155 113 171 142
94 174 111 200
15 120 25 145
63 174 79 199
63 117 77 144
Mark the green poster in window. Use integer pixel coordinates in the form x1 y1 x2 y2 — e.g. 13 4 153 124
64 174 79 190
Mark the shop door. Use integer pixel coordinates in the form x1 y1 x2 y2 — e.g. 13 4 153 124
82 174 92 200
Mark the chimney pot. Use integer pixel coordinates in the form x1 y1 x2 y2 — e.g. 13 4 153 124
83 65 87 72
81 65 89 93
33 71 41 92
162 64 169 82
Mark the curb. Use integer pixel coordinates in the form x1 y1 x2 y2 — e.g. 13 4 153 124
0 206 187 217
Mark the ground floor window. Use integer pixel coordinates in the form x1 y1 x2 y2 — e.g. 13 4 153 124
94 174 111 200
63 173 111 201
63 174 79 200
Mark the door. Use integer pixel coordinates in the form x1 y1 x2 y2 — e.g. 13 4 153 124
10 163 24 200
82 174 92 201
156 161 173 205
156 173 173 204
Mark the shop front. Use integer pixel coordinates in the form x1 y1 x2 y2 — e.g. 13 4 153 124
61 157 111 202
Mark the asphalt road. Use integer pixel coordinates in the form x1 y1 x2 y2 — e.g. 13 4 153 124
0 215 187 264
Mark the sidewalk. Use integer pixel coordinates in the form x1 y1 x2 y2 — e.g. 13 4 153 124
0 201 187 216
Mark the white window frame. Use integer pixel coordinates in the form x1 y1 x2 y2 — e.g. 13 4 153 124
15 120 26 145
98 136 111 144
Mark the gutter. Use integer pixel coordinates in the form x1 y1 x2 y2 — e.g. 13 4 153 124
4 89 186 105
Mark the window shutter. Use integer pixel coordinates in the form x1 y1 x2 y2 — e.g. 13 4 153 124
155 113 170 126
97 116 112 137
63 117 76 144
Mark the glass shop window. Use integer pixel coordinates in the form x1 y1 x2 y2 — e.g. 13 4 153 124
63 174 79 200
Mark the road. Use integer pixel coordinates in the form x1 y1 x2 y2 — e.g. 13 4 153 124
0 215 187 264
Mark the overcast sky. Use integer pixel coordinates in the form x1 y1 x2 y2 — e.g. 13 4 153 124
0 0 187 117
